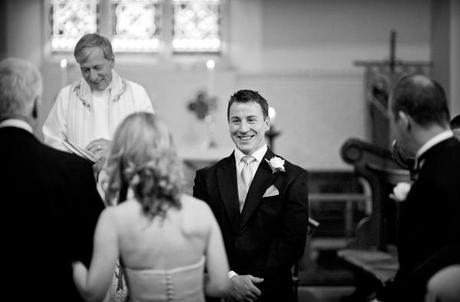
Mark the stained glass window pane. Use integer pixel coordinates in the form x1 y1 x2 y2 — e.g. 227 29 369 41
50 0 98 52
172 0 222 53
112 0 161 52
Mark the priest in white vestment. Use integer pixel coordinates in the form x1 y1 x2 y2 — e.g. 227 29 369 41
42 34 155 302
43 33 154 167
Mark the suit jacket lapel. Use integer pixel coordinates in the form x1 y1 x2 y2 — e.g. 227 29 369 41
216 153 240 233
240 149 277 228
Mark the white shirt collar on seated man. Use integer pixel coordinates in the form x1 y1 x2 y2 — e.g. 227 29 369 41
0 119 33 133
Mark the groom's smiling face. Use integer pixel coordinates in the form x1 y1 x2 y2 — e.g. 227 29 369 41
228 101 270 155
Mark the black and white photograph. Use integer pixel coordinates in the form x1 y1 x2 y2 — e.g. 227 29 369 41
1 1 459 301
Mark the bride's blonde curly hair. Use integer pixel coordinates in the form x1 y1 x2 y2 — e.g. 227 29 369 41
105 112 183 218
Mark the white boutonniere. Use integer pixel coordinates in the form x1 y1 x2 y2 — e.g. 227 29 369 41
265 156 286 173
390 182 412 202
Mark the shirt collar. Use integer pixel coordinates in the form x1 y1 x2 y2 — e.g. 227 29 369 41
234 144 268 165
92 83 112 97
416 130 454 160
0 119 33 133
75 70 125 107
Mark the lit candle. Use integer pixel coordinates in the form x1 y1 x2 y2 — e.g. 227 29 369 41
60 58 68 87
206 59 215 96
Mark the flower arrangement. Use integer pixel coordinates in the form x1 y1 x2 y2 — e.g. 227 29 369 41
265 156 286 173
187 90 218 120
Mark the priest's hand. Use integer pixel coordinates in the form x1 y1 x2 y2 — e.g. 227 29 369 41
86 138 111 160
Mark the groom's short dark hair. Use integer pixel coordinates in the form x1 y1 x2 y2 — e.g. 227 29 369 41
227 89 269 120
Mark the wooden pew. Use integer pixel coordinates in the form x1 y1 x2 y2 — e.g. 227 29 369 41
339 138 410 251
337 138 410 301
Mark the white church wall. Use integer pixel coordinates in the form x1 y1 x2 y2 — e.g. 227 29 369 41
4 0 432 170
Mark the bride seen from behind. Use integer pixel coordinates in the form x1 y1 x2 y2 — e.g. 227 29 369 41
73 112 231 301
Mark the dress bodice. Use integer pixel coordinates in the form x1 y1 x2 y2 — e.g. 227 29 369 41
124 257 205 302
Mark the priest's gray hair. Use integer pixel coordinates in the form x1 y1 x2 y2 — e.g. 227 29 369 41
74 33 115 64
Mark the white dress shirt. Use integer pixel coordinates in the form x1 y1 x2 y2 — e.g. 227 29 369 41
0 119 33 133
234 144 268 181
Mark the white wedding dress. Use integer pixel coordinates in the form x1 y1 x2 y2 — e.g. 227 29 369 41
123 256 205 302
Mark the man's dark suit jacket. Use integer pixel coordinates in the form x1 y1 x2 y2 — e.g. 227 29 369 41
193 149 309 302
1 127 104 302
383 137 460 301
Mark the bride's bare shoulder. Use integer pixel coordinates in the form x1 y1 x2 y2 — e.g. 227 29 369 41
180 194 214 218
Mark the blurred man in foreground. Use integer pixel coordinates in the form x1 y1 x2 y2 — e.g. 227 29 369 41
0 57 103 301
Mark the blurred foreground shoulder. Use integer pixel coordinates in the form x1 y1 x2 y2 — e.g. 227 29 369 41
182 194 214 215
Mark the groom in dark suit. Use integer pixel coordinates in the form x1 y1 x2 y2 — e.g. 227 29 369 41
0 58 104 301
379 75 460 301
194 90 309 302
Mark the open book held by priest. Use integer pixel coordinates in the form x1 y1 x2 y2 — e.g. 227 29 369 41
62 140 97 163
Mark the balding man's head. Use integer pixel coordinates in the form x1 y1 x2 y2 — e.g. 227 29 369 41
0 58 42 121
390 74 450 128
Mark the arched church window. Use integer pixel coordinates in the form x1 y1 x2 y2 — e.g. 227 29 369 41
172 0 222 53
47 0 223 55
111 0 161 52
49 0 98 52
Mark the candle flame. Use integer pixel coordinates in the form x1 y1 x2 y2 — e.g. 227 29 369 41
60 59 67 69
206 59 215 70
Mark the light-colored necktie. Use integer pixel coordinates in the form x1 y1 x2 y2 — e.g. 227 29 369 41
238 155 256 212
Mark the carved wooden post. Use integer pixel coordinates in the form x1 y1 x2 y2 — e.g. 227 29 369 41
355 31 431 151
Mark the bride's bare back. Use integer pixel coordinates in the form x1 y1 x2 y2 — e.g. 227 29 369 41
114 195 214 270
